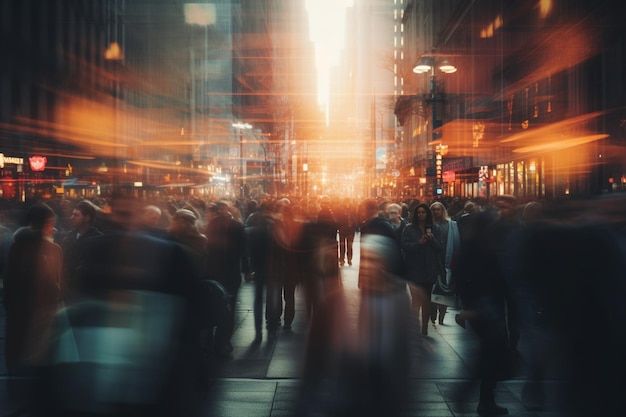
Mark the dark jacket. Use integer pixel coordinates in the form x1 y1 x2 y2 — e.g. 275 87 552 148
61 226 103 293
401 222 444 285
4 227 63 372
205 215 250 293
359 216 404 287
335 204 358 236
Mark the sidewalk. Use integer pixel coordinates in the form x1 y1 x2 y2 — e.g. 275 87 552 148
1 237 572 417
199 270 570 417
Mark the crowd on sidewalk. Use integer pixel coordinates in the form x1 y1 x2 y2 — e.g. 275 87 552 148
1 190 625 416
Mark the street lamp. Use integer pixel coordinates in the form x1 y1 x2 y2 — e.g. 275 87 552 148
232 122 252 197
412 55 457 74
413 54 457 195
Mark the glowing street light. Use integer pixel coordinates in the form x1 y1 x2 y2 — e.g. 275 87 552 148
232 122 252 197
413 54 457 195
412 55 457 74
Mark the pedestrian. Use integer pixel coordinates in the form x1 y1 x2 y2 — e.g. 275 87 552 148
48 191 206 416
275 198 301 330
244 200 268 338
140 204 168 239
167 208 208 279
488 194 523 350
429 201 460 325
205 199 251 355
4 202 63 375
315 195 340 285
385 202 406 243
60 200 103 303
335 197 357 266
357 198 402 286
454 197 514 417
350 233 411 417
401 203 443 336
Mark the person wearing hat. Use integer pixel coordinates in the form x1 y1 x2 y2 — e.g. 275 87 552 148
205 200 251 357
167 208 208 279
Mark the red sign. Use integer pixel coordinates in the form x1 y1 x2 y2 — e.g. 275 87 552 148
442 171 456 182
29 156 47 171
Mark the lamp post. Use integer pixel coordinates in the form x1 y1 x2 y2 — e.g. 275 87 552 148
413 55 456 195
232 122 252 198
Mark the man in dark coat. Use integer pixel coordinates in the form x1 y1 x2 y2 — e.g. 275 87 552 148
335 198 357 266
4 203 62 375
357 198 403 288
47 192 206 417
205 200 250 355
60 200 103 303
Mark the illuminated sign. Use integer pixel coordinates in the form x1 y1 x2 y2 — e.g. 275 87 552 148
29 155 47 172
0 153 24 168
442 171 456 182
479 165 489 182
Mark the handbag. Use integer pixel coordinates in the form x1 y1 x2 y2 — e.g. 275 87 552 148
431 275 457 307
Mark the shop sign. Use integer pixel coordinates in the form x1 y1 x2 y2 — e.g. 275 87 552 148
479 165 490 182
442 156 473 172
29 155 47 171
442 171 456 182
0 153 24 168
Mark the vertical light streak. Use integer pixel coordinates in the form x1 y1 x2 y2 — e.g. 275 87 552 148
305 0 353 118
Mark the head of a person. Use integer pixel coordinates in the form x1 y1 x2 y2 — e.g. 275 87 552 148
27 202 57 236
205 202 219 223
70 201 98 230
246 199 258 215
412 203 433 226
401 203 410 219
520 201 543 222
386 203 402 224
215 200 232 218
274 197 292 218
358 198 379 222
169 208 198 235
318 195 331 210
493 195 518 219
463 200 477 214
181 204 201 222
378 200 390 216
142 205 162 228
108 191 141 231
429 201 450 223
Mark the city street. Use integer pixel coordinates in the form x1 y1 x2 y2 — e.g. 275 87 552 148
1 234 571 417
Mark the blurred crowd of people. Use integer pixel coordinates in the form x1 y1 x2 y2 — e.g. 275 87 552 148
1 190 625 416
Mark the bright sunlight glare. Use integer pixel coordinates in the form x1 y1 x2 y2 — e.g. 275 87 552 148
306 0 353 120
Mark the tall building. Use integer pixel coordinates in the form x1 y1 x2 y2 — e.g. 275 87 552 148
0 0 316 199
328 0 398 198
396 0 626 199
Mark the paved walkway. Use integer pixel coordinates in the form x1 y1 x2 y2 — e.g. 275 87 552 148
1 234 572 417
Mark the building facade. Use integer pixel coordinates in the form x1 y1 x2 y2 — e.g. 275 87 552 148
395 0 626 201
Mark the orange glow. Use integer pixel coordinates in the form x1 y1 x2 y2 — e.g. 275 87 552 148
1 0 623 202
512 134 608 153
539 0 553 19
104 42 124 60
